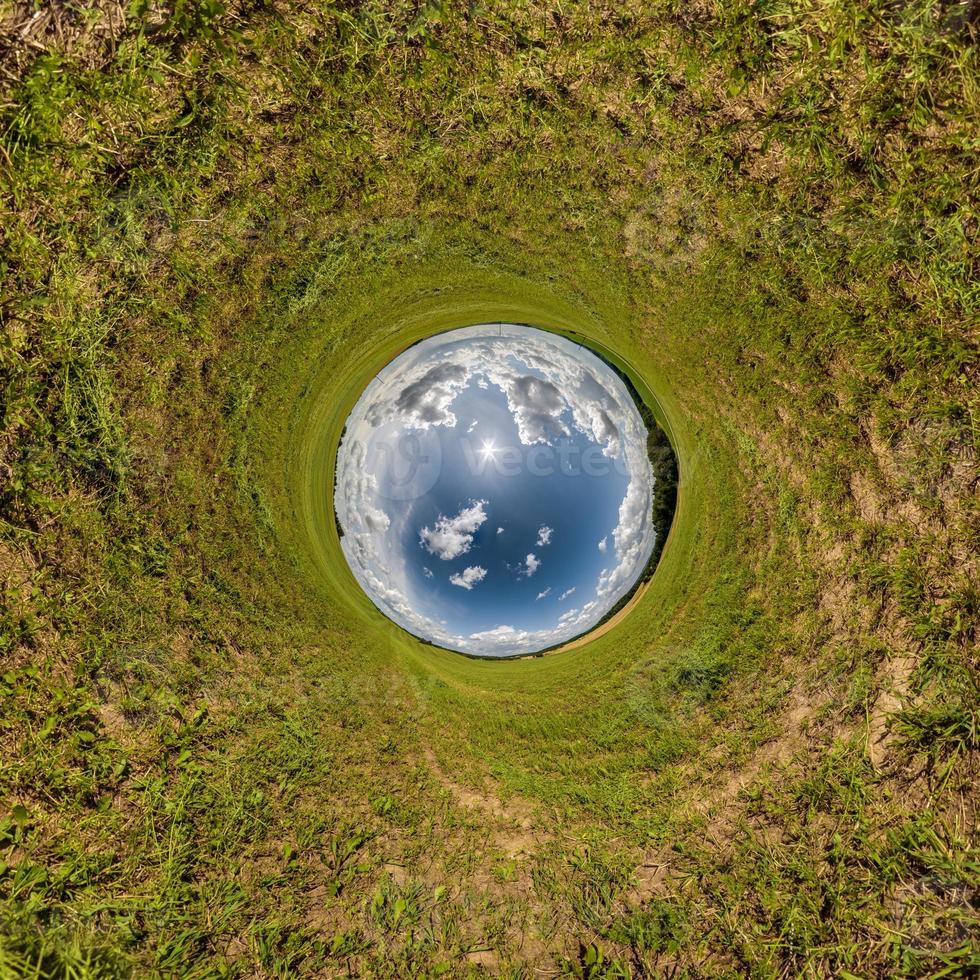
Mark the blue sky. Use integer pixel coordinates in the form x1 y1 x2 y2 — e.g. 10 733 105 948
334 324 655 656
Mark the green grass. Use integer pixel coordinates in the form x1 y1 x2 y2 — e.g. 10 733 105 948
1 1 977 976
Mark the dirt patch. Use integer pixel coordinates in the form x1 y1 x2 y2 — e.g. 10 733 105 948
868 654 916 769
0 539 36 607
423 748 547 859
818 572 859 634
628 683 830 906
382 861 409 886
464 948 500 970
850 470 885 524
704 689 821 823
95 700 132 739
629 845 675 904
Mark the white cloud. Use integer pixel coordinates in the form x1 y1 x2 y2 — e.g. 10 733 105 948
423 567 433 579
496 526 504 534
331 440 391 574
536 587 552 601
559 587 576 601
466 419 478 433
365 361 469 429
536 525 553 547
449 565 487 590
465 594 606 654
492 373 570 446
468 624 529 646
522 553 540 577
598 535 608 554
596 475 650 599
419 499 488 560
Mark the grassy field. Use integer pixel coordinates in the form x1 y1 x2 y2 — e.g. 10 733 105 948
1 1 978 976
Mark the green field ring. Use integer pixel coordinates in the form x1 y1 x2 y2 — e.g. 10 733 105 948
258 239 714 704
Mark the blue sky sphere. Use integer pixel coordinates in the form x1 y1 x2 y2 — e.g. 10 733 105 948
334 324 657 656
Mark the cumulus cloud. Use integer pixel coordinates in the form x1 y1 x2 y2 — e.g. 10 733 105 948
423 567 433 579
536 525 553 547
366 361 468 429
559 587 576 601
468 624 529 646
342 444 389 536
522 553 540 577
464 596 606 654
563 368 623 458
536 587 552 601
596 476 650 599
449 565 487 590
495 374 569 446
332 440 391 572
496 526 504 535
598 535 608 554
419 499 488 560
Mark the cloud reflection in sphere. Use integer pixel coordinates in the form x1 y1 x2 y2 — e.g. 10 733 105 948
334 324 657 656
